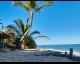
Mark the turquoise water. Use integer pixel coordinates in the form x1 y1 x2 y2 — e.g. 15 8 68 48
38 44 80 53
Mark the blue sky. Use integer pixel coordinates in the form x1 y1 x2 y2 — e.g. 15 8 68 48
0 1 80 45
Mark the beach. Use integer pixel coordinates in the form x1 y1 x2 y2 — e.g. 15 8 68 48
0 1 80 62
0 48 78 62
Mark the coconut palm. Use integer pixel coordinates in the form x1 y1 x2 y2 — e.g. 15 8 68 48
12 1 53 42
6 18 48 49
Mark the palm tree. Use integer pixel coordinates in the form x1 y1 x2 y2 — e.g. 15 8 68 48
12 1 53 42
6 18 48 49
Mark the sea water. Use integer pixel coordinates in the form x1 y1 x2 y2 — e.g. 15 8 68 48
38 44 80 53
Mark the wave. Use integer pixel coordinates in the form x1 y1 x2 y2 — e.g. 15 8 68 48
38 48 80 57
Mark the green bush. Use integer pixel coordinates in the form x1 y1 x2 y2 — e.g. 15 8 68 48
24 36 37 49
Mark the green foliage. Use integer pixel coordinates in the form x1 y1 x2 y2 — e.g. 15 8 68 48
13 1 52 42
24 36 37 48
33 36 49 39
29 31 40 36
13 1 53 11
13 1 30 10
6 18 41 49
14 37 21 49
35 1 53 11
6 1 52 49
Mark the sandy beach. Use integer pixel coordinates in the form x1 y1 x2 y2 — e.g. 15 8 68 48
0 48 78 62
1 1 80 62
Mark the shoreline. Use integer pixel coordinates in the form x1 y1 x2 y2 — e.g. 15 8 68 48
0 48 73 62
0 48 79 62
42 48 80 57
25 48 80 57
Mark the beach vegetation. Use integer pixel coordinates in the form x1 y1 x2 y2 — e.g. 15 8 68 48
6 18 48 49
12 1 53 43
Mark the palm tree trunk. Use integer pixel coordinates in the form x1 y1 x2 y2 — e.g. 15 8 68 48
20 42 25 49
20 10 33 42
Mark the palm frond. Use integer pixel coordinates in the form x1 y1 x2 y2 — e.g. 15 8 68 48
13 1 30 10
26 17 29 25
33 36 49 39
29 31 41 36
26 1 37 9
18 17 25 34
6 25 20 35
13 20 21 30
24 18 30 33
35 1 53 11
24 24 30 33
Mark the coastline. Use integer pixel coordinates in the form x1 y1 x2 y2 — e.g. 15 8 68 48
0 48 74 62
35 48 80 57
0 48 79 62
25 48 80 57
24 48 80 57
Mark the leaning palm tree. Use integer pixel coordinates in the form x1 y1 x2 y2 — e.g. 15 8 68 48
6 18 48 49
12 1 53 42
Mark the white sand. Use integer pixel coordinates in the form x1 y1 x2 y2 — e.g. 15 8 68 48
0 49 75 62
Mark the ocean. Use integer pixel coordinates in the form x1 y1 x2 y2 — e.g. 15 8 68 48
38 44 80 53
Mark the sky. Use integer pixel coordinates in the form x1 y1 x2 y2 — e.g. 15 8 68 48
0 1 80 45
